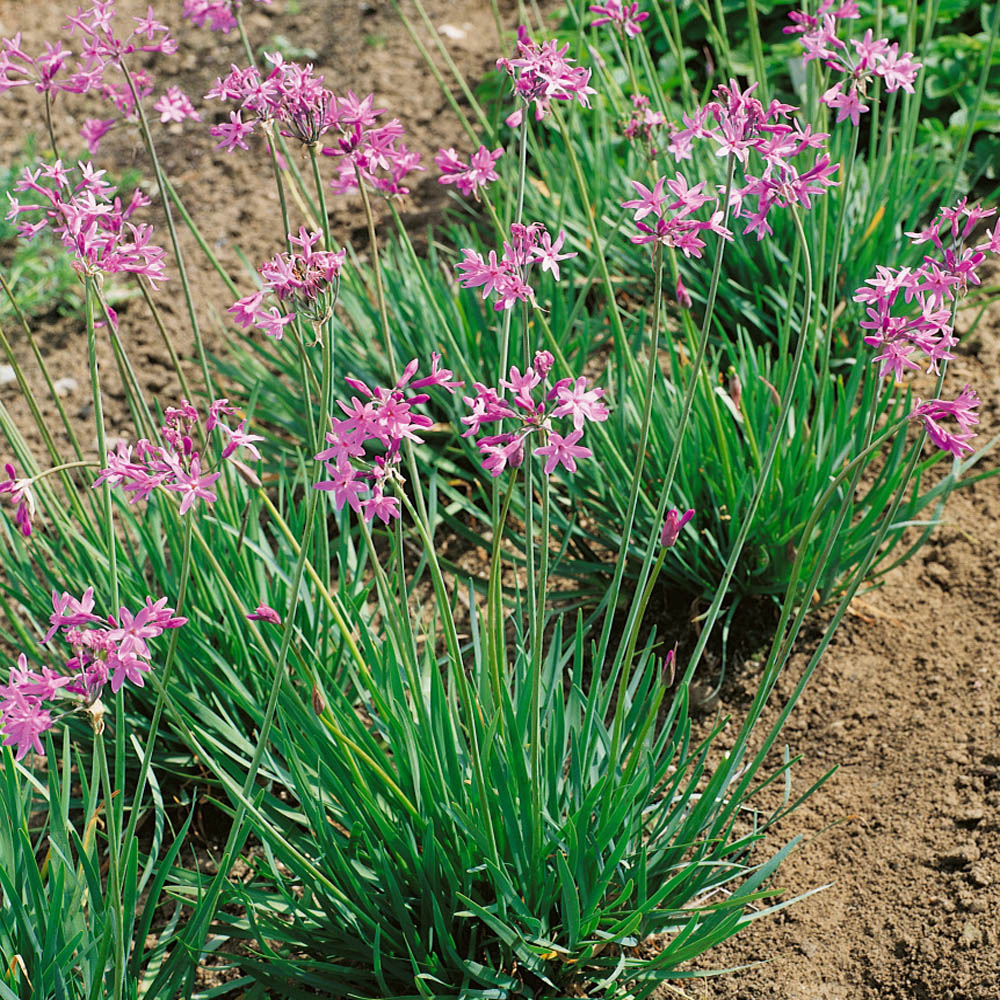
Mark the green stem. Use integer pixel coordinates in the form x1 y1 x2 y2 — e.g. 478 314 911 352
85 276 119 609
943 0 1000 206
680 205 814 689
119 60 214 396
745 0 768 102
820 127 860 386
0 272 85 463
93 730 124 1000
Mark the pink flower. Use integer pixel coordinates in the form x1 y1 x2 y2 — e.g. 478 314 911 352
11 162 168 286
183 0 272 33
153 85 201 124
676 275 693 309
211 110 255 152
1 593 184 757
164 456 221 515
96 397 261 512
589 2 649 38
456 222 574 310
254 306 296 340
315 359 462 524
660 508 694 547
435 145 503 198
247 603 282 624
80 117 115 154
497 26 595 126
463 356 608 479
910 386 980 458
534 429 592 474
1 462 35 537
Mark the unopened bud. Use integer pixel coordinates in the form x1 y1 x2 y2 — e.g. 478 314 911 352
661 507 695 548
676 275 692 310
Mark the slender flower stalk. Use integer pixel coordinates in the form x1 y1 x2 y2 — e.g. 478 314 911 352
85 275 118 609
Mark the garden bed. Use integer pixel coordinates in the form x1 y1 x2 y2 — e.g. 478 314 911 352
0 0 997 997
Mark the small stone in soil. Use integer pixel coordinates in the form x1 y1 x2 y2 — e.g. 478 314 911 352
958 921 982 948
938 844 981 869
53 376 78 397
0 364 15 387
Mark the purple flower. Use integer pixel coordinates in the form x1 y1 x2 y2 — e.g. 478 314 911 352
462 354 608 479
183 0 272 33
247 603 282 624
456 222 576 310
1 594 185 759
95 397 262 514
10 161 168 286
0 463 35 537
661 508 695 547
153 85 201 124
534 429 592 474
435 145 503 198
315 357 462 524
784 4 919 125
589 2 649 38
910 387 980 458
497 26 595 127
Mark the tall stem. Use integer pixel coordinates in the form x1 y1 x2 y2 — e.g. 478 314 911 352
119 60 213 396
85 276 118 609
598 156 736 671
680 205 814 689
93 730 124 1000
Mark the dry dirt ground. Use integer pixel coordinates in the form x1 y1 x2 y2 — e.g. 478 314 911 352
0 2 998 998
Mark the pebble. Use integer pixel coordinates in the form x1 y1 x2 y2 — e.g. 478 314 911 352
968 864 991 888
939 844 981 868
959 921 982 948
53 376 78 398
0 364 15 387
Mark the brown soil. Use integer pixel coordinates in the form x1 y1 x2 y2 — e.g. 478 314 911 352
676 295 1000 1000
1 2 998 999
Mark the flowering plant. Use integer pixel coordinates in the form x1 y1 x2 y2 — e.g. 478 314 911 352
0 1 997 998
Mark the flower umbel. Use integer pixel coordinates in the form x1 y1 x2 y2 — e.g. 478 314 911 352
315 357 462 524
0 591 185 759
462 351 609 478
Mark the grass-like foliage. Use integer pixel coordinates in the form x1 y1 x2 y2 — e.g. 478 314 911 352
0 1 997 998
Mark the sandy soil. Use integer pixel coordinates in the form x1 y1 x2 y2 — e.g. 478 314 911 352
0 2 998 998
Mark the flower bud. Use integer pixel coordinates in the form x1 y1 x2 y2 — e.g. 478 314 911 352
661 507 694 548
676 276 692 310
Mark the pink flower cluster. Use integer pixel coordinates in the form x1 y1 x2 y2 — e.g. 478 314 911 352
315 357 462 524
456 222 577 311
667 79 839 241
623 172 731 257
435 145 504 198
1 5 199 152
0 463 34 537
0 588 185 760
784 1 920 126
589 2 649 38
207 60 422 196
95 398 263 514
462 351 609 478
230 227 346 335
153 85 201 123
497 26 595 129
7 160 167 288
854 200 999 457
183 0 272 34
